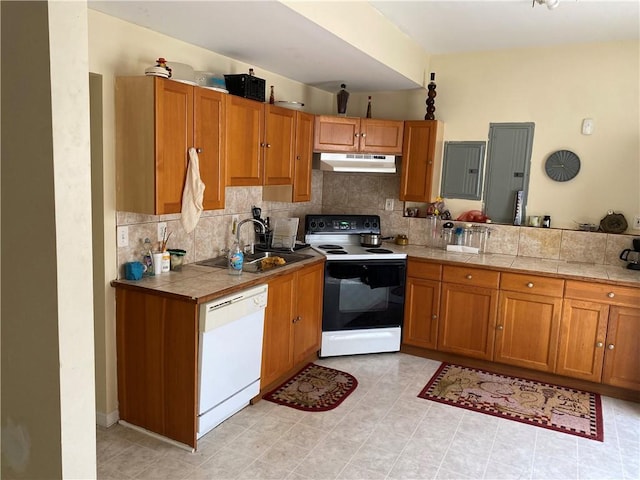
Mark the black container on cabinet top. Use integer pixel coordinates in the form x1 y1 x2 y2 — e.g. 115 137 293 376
224 74 266 102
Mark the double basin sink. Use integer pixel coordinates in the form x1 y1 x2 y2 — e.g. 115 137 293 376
197 250 314 274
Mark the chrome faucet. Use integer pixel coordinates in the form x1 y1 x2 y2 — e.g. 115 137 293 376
236 218 266 247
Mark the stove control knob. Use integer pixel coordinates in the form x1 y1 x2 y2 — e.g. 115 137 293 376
364 221 370 229
318 221 325 229
309 221 317 229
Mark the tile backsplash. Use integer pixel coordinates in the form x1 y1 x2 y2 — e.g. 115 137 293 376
116 170 637 276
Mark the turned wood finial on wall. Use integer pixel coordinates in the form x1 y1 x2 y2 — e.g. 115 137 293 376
425 72 437 120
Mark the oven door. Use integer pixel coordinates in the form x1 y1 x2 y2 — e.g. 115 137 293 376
322 259 406 332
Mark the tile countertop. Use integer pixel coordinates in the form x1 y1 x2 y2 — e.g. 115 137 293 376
111 251 327 304
112 244 640 304
400 245 640 287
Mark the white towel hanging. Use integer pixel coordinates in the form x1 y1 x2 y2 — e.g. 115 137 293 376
181 148 205 234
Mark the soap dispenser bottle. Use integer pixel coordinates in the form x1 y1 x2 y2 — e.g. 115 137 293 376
228 240 244 275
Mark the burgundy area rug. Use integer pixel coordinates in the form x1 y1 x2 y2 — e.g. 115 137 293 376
419 363 603 441
263 363 358 412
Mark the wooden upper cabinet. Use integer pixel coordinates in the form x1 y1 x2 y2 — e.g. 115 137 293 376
225 99 297 187
400 120 444 202
313 115 404 154
263 105 296 186
194 88 226 210
360 118 404 153
225 95 264 186
116 76 225 214
292 111 315 202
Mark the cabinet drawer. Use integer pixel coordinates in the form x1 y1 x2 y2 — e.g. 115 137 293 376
565 281 640 308
407 260 442 281
500 272 564 297
442 265 499 289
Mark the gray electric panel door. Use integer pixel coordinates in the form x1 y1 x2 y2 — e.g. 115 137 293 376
484 123 534 224
441 141 485 200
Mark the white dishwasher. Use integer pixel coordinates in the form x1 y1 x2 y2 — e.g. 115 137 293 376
197 284 268 439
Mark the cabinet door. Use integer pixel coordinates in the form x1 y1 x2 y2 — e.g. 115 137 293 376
264 105 296 185
293 263 324 363
495 291 562 372
438 283 498 360
262 273 295 387
602 306 640 390
313 115 359 152
556 299 608 382
403 277 440 349
400 120 441 202
194 88 226 210
155 79 194 214
360 119 404 154
292 111 315 202
225 95 264 186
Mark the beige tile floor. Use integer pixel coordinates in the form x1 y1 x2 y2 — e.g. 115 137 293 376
97 353 640 480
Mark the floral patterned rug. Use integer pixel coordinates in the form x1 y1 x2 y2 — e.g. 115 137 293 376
419 363 603 441
263 363 358 412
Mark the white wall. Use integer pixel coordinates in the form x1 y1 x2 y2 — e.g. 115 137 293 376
430 41 640 230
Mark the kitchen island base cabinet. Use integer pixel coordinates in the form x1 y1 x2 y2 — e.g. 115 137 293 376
261 262 324 390
115 288 198 448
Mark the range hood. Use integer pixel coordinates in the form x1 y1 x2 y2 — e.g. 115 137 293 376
314 153 397 174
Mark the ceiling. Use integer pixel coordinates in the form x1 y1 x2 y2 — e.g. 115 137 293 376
89 0 639 93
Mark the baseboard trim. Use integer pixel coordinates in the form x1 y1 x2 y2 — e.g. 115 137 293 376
96 409 119 428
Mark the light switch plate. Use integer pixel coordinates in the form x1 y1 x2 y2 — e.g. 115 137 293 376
385 198 394 211
117 226 129 247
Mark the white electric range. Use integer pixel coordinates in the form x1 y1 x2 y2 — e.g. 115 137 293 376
304 214 407 357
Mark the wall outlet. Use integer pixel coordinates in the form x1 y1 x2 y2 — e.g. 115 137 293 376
117 226 129 247
633 215 640 230
385 198 394 211
157 222 167 242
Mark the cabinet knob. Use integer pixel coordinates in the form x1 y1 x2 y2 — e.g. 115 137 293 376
496 325 504 330
526 282 534 288
466 274 473 280
607 344 615 350
361 133 366 138
432 314 437 320
296 155 301 160
260 142 266 147
196 148 202 153
292 316 301 324
607 292 615 298
266 143 271 148
354 133 360 138
596 342 604 348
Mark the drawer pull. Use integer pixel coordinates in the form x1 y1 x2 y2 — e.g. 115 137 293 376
607 344 615 350
496 325 504 330
526 282 534 288
596 342 604 348
607 292 615 298
466 274 473 280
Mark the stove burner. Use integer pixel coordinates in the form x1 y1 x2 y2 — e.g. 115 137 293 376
366 248 394 254
326 250 348 254
318 244 344 250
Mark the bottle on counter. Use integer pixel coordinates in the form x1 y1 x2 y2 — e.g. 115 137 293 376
269 85 275 104
228 241 244 275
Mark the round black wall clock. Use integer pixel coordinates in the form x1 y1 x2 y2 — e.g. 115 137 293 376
545 150 581 182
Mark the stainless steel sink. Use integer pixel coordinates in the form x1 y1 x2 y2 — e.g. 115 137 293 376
197 251 314 273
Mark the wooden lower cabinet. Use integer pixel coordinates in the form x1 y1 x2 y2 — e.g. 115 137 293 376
494 273 564 372
115 288 198 448
261 262 324 388
557 281 640 390
437 266 499 360
403 260 441 349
